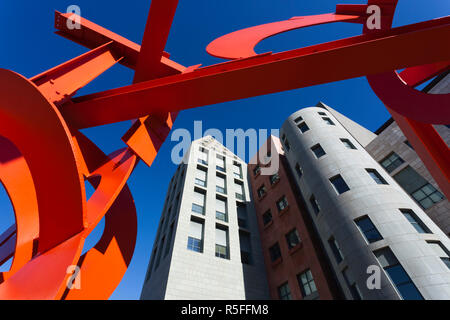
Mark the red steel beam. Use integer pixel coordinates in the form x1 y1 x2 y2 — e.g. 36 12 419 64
54 11 186 77
61 17 450 129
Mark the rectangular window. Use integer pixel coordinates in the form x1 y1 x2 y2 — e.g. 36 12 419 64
322 117 335 125
427 241 450 270
311 144 326 158
294 116 303 123
216 154 226 172
239 231 252 265
298 122 310 133
309 195 320 215
237 202 248 228
276 196 289 212
269 243 282 262
394 166 445 209
233 162 242 179
401 209 431 234
234 180 245 201
270 173 280 185
366 168 388 185
187 218 204 253
285 229 301 249
283 138 291 151
198 147 208 165
380 152 404 173
374 247 423 300
330 175 350 194
195 166 207 187
216 197 228 222
216 174 226 194
340 138 357 150
355 215 383 243
278 282 292 300
328 237 344 264
192 188 206 215
295 163 303 178
215 227 229 259
257 185 267 198
342 268 362 300
318 111 326 116
262 210 272 226
297 269 318 298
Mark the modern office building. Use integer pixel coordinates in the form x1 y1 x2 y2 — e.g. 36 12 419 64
140 136 269 300
248 136 342 300
278 103 450 299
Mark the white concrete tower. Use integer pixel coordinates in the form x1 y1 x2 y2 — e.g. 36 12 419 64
280 104 450 300
140 136 269 300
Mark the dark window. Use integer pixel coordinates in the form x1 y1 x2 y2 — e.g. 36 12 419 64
401 209 431 234
285 229 301 249
257 185 267 198
394 166 445 209
328 237 344 263
283 138 291 151
262 210 272 226
380 152 404 173
270 173 280 185
366 169 388 185
298 122 310 133
253 165 261 176
322 117 335 125
330 175 350 194
294 116 303 123
295 164 303 178
276 196 289 212
340 138 357 150
374 247 423 300
278 282 292 300
342 268 362 300
309 195 320 215
318 111 327 116
311 144 326 158
297 269 318 298
239 231 252 265
355 216 383 243
269 243 282 262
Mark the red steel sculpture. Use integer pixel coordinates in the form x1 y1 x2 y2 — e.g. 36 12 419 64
0 0 448 299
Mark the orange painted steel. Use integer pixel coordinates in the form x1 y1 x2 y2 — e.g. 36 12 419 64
0 0 448 299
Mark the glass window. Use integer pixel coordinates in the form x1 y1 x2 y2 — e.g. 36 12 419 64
270 173 280 185
342 268 362 300
394 166 445 209
216 154 226 172
328 237 344 264
380 152 404 173
311 144 326 158
298 122 310 133
269 243 282 262
216 197 228 222
192 189 205 215
253 165 261 176
355 216 383 243
276 196 289 212
233 162 242 178
318 111 326 116
330 175 350 194
215 227 229 259
198 147 208 165
322 117 335 125
340 138 357 150
187 219 204 253
239 231 252 265
294 116 303 123
427 241 450 270
234 180 245 201
278 282 292 300
216 174 226 194
283 137 291 151
257 185 267 198
309 195 320 215
297 269 318 298
401 209 431 234
295 164 303 178
366 169 388 185
285 229 301 249
262 210 272 226
195 167 207 187
374 247 423 300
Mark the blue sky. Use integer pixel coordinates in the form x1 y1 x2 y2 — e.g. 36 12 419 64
0 0 448 299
